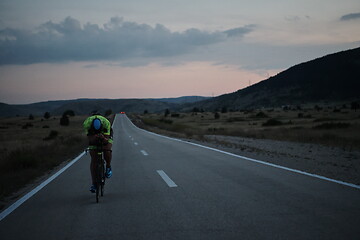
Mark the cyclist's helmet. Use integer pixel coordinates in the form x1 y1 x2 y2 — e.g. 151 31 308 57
92 118 102 131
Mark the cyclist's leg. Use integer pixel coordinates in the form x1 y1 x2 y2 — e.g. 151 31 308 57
89 149 97 184
103 143 112 168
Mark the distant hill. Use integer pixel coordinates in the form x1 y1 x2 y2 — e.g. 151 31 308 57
183 47 360 111
0 96 207 117
152 96 211 104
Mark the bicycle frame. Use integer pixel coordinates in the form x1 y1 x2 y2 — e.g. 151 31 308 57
93 144 106 203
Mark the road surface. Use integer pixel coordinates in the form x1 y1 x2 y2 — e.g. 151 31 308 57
1 114 360 239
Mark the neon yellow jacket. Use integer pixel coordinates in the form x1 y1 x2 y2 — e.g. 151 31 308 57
83 115 111 136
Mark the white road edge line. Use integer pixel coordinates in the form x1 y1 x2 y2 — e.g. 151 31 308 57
157 170 178 187
0 151 85 221
0 114 119 221
141 150 148 156
125 116 360 190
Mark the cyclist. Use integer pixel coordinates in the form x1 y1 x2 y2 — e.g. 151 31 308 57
83 114 113 193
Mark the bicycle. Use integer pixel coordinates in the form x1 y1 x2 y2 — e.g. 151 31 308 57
94 143 106 203
86 140 106 203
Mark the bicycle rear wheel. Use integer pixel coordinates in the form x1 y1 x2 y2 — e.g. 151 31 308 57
96 185 99 203
95 155 102 203
100 161 105 197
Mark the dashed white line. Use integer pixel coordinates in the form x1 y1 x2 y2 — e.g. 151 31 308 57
157 170 178 188
141 150 148 156
125 116 360 190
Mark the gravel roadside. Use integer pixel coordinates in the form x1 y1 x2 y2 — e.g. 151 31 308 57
185 135 360 186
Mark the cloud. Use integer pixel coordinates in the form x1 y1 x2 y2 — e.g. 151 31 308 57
340 12 360 21
223 25 255 37
0 17 254 65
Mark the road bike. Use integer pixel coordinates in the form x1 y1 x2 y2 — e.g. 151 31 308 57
94 143 106 203
86 141 106 203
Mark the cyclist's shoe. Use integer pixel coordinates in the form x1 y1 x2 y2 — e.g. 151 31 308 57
106 167 112 178
90 184 96 193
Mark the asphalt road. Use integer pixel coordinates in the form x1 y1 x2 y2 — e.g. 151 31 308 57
1 114 360 240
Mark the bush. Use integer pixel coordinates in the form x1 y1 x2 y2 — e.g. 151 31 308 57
159 119 173 124
28 114 34 120
262 119 283 126
22 123 33 129
313 122 350 130
255 112 268 118
63 110 75 117
44 112 51 119
60 115 70 126
214 112 220 119
43 130 59 141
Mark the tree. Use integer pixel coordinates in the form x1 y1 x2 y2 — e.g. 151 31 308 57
192 107 200 113
144 110 149 114
44 112 51 119
164 109 170 117
63 110 75 117
28 114 34 120
214 112 220 119
221 106 228 113
351 102 360 112
60 114 70 126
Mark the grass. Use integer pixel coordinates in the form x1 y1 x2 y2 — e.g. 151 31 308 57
131 107 360 150
0 115 114 208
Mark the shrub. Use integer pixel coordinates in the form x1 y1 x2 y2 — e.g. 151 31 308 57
164 109 170 117
60 115 70 126
44 112 51 119
313 122 350 130
192 107 200 113
262 119 283 126
171 113 180 118
28 114 34 120
214 112 220 119
159 119 173 124
22 123 33 129
43 130 59 141
63 110 75 117
255 112 268 118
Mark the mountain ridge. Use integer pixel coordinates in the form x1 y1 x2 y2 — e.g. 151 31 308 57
182 47 360 111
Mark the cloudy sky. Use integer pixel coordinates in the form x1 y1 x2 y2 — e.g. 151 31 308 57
0 0 359 104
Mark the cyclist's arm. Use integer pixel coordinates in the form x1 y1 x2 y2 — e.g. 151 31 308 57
101 118 111 136
83 118 92 135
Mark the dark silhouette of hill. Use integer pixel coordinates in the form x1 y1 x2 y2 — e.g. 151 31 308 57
0 97 208 117
1 48 359 116
183 47 360 111
152 96 210 104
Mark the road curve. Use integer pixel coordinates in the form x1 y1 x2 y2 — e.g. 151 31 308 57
0 114 360 240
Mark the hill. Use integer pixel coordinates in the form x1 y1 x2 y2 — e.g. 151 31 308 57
0 97 207 117
184 47 360 111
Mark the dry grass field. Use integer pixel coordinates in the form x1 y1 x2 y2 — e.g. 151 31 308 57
132 106 360 150
131 107 360 185
0 115 89 208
